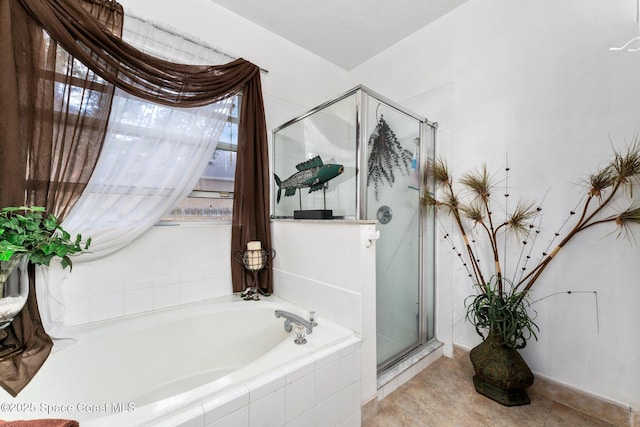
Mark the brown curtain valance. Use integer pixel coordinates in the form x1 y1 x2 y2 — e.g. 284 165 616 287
18 0 259 107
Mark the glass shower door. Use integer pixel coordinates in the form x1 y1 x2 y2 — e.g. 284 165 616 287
364 97 423 369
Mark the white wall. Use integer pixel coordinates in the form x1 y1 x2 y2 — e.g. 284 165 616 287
118 0 352 124
351 0 640 410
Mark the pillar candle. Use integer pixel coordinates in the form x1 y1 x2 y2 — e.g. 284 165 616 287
247 241 262 250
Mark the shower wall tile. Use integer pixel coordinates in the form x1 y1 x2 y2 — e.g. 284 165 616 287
203 270 232 300
123 278 154 290
314 345 342 367
315 358 340 403
282 356 315 384
57 224 234 325
123 279 153 316
63 268 233 325
63 286 90 325
314 393 341 426
249 387 285 427
247 369 285 402
89 283 123 322
338 381 362 425
273 269 361 333
339 348 361 389
153 280 180 310
286 408 314 427
180 272 204 305
202 385 249 424
208 407 248 427
285 370 315 422
155 275 181 287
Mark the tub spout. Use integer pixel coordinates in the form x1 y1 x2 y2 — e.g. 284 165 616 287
275 310 317 335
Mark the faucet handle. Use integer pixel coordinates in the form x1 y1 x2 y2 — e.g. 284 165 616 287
309 311 317 326
294 324 308 345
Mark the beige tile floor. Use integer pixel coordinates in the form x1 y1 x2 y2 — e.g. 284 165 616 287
364 348 620 427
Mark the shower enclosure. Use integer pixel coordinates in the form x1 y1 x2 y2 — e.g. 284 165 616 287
272 86 436 372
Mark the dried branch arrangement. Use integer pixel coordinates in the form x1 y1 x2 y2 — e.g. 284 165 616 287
424 142 640 347
367 115 413 200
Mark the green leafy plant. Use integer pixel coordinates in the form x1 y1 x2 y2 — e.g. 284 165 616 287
0 206 91 270
465 276 538 349
425 142 640 348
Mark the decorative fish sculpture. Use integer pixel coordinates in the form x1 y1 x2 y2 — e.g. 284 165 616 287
274 156 344 203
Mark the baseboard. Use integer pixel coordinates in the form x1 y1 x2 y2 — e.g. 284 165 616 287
529 373 632 427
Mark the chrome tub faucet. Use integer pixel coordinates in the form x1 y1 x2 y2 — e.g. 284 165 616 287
275 310 317 333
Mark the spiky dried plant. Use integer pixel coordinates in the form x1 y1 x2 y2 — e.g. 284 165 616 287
519 142 640 295
424 141 640 347
426 161 539 295
460 165 493 201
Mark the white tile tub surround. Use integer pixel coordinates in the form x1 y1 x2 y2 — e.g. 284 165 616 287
273 269 362 333
58 223 234 326
271 220 378 414
62 268 231 325
150 338 362 427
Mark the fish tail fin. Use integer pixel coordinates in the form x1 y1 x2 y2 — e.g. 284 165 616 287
274 174 282 203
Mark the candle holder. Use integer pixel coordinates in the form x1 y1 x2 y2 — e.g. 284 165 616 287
233 243 275 301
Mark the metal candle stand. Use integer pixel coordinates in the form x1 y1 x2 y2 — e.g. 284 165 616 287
233 248 276 300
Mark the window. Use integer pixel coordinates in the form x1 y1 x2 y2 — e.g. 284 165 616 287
163 95 240 221
46 16 240 234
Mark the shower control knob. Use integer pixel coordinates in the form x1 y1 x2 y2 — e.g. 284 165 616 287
376 205 392 224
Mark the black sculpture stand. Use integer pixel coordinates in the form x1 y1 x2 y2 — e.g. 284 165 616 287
294 209 333 219
233 248 276 300
294 184 334 220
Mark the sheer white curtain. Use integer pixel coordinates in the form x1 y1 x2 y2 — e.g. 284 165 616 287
61 91 232 258
37 12 237 337
62 13 235 259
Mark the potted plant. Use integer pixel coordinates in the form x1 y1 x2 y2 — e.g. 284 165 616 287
0 206 91 329
425 143 640 405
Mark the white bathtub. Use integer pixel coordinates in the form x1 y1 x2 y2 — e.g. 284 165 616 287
2 295 362 426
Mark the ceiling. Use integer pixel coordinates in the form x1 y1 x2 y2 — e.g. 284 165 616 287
208 0 470 70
